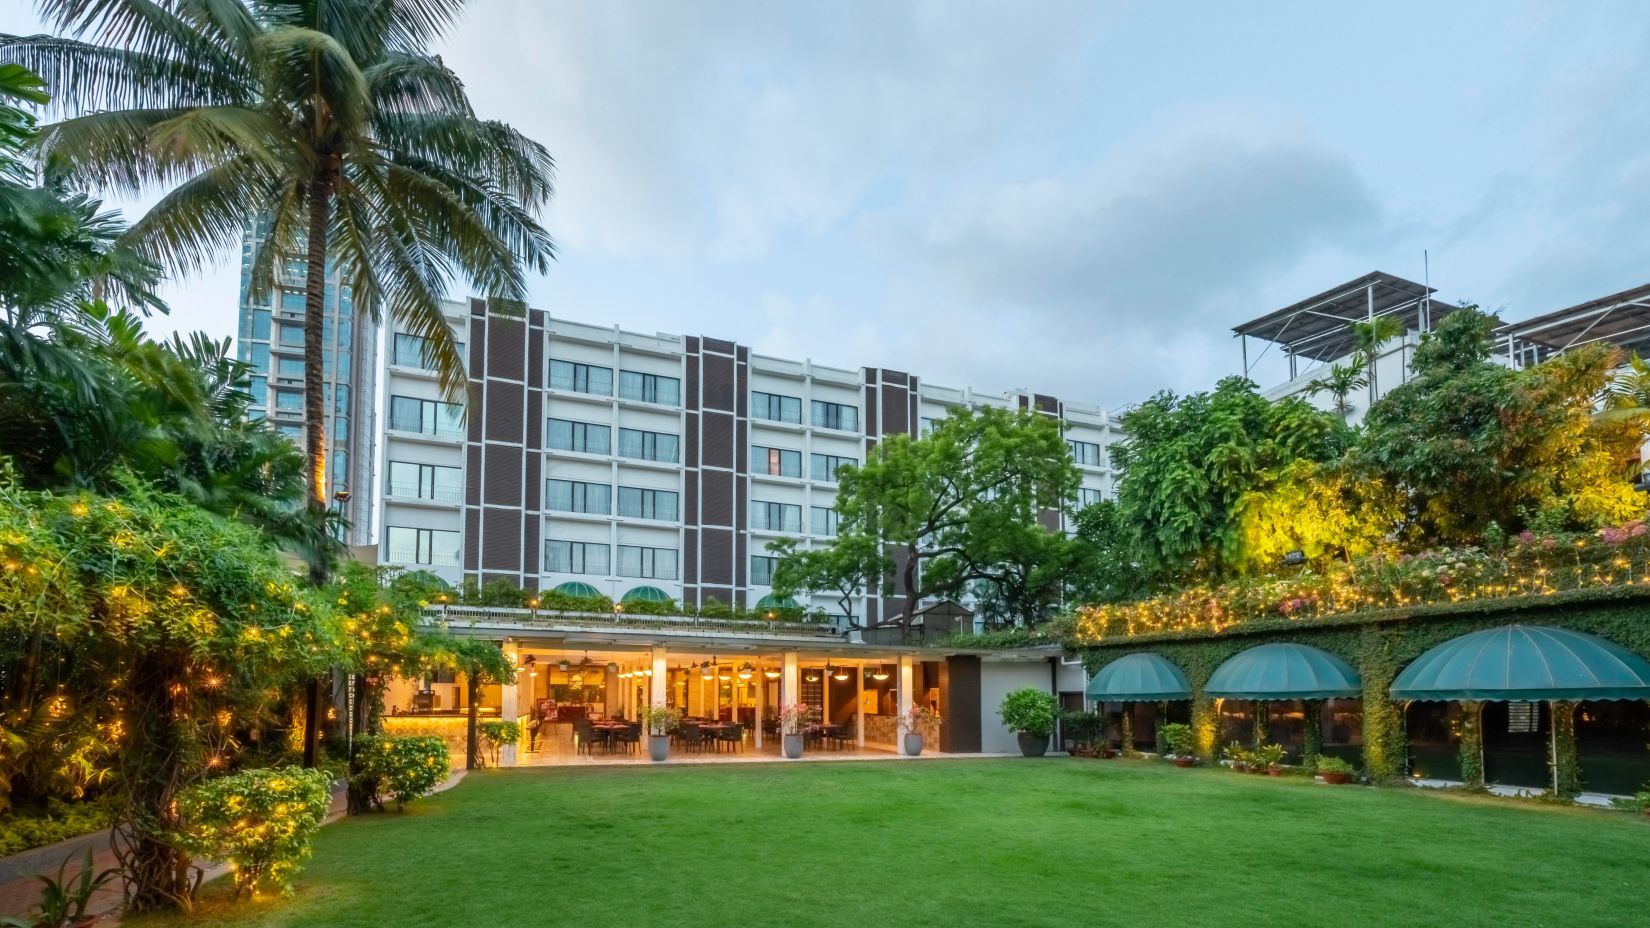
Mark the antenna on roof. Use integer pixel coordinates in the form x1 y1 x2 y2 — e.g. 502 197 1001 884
1423 249 1432 332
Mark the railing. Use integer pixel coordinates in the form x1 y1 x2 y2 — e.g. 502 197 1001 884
426 604 840 637
387 482 463 502
388 414 464 438
387 548 460 566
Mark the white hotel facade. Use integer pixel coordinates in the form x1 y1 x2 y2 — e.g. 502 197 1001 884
377 298 1121 624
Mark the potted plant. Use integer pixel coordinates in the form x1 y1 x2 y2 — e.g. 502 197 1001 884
0 847 119 928
776 704 819 759
998 687 1059 757
1222 740 1250 772
1315 755 1355 785
1254 743 1286 776
1159 722 1196 767
637 704 683 762
1060 710 1103 757
900 705 940 756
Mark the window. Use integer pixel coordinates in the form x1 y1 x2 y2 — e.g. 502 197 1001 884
618 370 681 406
751 391 801 423
810 453 855 482
332 384 350 413
545 540 610 575
248 309 271 340
751 501 802 533
547 418 611 455
618 428 679 463
546 479 612 515
1078 487 1104 508
810 399 858 431
248 343 269 374
388 395 464 438
333 417 349 442
393 333 434 369
277 423 301 438
617 486 678 521
750 555 778 586
811 506 839 537
274 389 301 411
751 445 802 477
279 292 305 315
278 324 303 346
385 527 460 566
388 461 463 502
920 416 940 435
617 545 677 580
1069 440 1104 467
247 376 267 406
549 359 613 396
276 357 304 380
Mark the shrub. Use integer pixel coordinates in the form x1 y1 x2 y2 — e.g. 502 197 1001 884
352 736 448 812
997 688 1059 738
1253 743 1286 769
1159 722 1195 758
0 797 116 857
1060 710 1104 748
173 766 331 897
636 704 683 737
1315 755 1355 775
478 721 520 767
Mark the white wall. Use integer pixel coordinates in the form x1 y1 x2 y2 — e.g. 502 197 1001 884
978 659 1056 754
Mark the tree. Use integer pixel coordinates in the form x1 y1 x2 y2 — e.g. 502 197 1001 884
1111 376 1354 585
767 535 890 625
1349 315 1406 402
1353 307 1645 544
411 634 514 771
1305 358 1368 421
3 0 556 571
1063 500 1147 605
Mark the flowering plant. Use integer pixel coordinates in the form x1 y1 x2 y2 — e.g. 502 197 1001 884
637 703 683 736
174 766 331 897
898 704 941 733
775 703 820 735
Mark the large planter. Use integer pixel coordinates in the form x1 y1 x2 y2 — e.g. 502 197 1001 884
1266 766 1283 777
1321 771 1350 785
903 733 925 756
648 735 670 762
1016 732 1048 757
782 733 804 759
1173 756 1195 768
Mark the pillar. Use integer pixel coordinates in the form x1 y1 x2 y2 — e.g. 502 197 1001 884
782 652 800 708
1458 700 1484 788
650 648 667 708
1550 700 1579 799
855 661 865 749
754 664 765 749
897 655 914 755
500 642 520 766
1302 699 1324 766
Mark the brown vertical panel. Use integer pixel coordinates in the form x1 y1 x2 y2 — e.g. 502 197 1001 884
703 337 735 355
702 468 733 527
702 412 734 472
863 369 880 438
684 412 700 468
524 452 541 510
485 381 524 442
880 382 909 435
465 445 483 503
703 354 735 412
489 316 526 381
522 518 540 578
483 445 523 507
1035 394 1058 414
481 510 522 571
528 315 545 389
463 507 480 572
467 312 487 380
683 470 699 523
683 527 699 582
701 527 733 586
941 656 983 753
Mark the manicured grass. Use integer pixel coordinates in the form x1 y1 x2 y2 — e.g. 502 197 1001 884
138 760 1646 928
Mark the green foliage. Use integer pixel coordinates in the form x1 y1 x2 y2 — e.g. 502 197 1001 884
1158 722 1195 758
1060 710 1105 749
768 534 890 623
174 766 331 897
1550 701 1580 800
479 720 520 747
635 704 682 737
351 736 447 812
1314 755 1354 775
0 845 118 928
0 796 114 857
997 687 1059 738
1252 743 1286 769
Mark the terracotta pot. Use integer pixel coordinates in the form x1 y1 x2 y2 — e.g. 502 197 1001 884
1173 757 1195 768
1100 748 1118 759
1321 771 1350 785
1250 766 1268 775
1266 766 1283 777
1231 761 1248 772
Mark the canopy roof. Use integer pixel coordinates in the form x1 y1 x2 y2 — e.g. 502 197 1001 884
755 594 800 610
620 585 673 604
552 581 603 599
1206 643 1362 699
1391 625 1650 702
1087 653 1192 701
1496 283 1650 360
1232 271 1451 363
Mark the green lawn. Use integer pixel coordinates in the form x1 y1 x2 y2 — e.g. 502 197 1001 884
141 760 1647 928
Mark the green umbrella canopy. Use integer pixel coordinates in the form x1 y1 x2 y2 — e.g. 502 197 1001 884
755 594 800 610
552 581 603 599
620 586 673 604
1391 625 1650 702
1087 653 1192 701
1206 643 1362 699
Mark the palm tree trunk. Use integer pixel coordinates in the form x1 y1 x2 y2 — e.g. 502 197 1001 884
301 169 333 769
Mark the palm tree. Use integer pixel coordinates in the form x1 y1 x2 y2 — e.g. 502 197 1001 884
3 1 555 576
1348 315 1406 404
1305 358 1368 421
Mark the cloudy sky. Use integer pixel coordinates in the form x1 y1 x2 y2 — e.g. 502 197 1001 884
7 0 1650 407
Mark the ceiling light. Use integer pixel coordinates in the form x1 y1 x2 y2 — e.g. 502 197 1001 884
872 668 889 681
763 668 781 679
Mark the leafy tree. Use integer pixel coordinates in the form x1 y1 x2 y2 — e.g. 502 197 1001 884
410 634 514 771
1111 376 1354 585
1353 307 1644 544
1064 500 1148 605
1228 459 1401 572
1349 315 1406 401
1305 358 1368 421
3 0 555 563
767 534 890 626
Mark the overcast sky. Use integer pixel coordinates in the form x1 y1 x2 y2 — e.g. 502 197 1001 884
7 1 1650 407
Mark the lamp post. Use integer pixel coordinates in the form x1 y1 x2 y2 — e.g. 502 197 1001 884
331 488 351 543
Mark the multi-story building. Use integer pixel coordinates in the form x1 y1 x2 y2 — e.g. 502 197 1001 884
377 299 1120 624
235 219 379 544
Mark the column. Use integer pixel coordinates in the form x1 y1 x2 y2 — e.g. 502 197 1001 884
855 661 865 749
822 667 832 725
782 651 800 707
897 655 914 755
754 664 765 749
500 642 520 766
650 648 667 708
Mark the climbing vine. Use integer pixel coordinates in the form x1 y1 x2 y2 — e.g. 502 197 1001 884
1457 701 1484 789
1551 701 1580 799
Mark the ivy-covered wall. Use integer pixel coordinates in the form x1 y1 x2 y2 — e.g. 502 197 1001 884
1080 592 1650 784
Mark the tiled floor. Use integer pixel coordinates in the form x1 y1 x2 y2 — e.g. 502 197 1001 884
514 726 910 766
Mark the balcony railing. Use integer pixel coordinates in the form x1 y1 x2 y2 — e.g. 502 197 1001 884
388 414 464 439
387 482 463 502
387 548 460 566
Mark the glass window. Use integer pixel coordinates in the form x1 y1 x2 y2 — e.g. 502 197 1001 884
279 292 305 314
385 527 460 566
333 417 349 442
547 418 611 455
810 399 858 431
249 309 271 340
618 370 681 406
810 506 839 537
617 545 677 580
388 461 464 502
247 376 267 407
549 359 613 395
810 453 855 482
751 391 801 423
1069 440 1104 467
546 479 612 515
751 501 802 533
277 357 304 379
388 395 464 438
617 486 678 521
750 555 778 586
751 446 802 477
333 384 350 413
274 389 302 411
1078 487 1104 508
618 428 679 463
393 333 433 369
278 323 303 346
248 343 270 374
545 540 610 575
277 423 301 438
920 416 940 435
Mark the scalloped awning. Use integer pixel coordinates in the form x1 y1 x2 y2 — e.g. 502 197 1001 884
1391 625 1650 702
620 586 673 604
552 581 603 599
1206 643 1362 699
1086 653 1192 701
